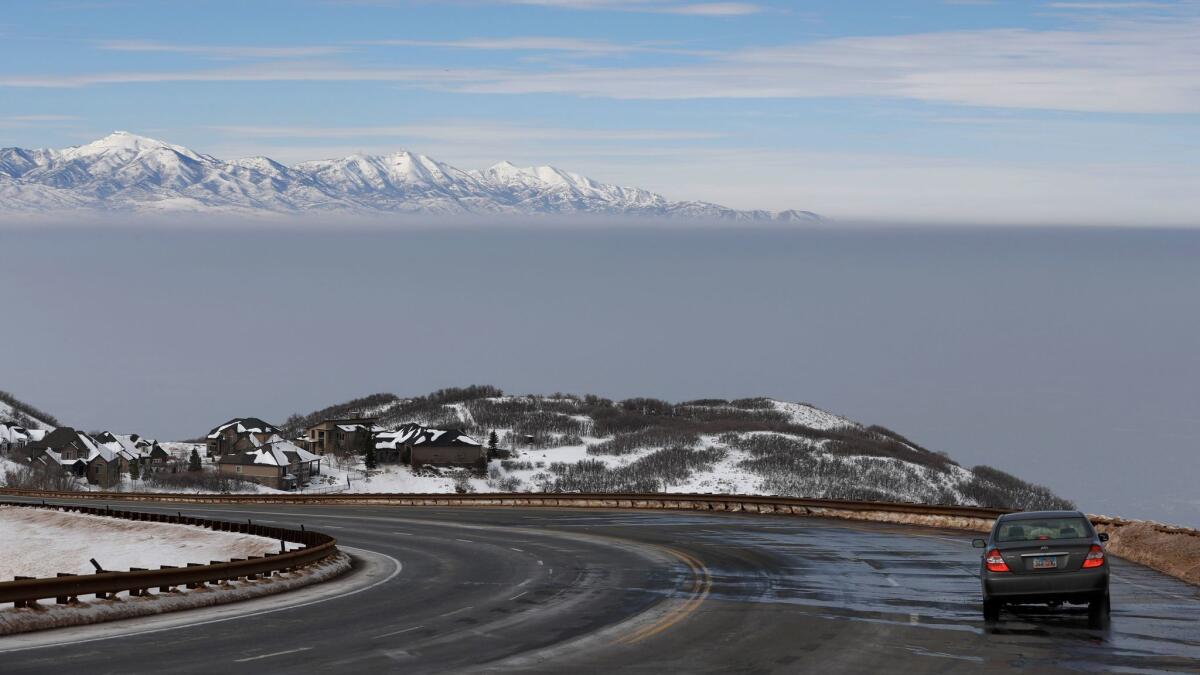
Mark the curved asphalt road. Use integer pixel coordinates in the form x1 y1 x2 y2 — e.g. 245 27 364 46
2 502 1198 673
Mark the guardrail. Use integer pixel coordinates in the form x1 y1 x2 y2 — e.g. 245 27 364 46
0 501 338 608
0 487 1011 518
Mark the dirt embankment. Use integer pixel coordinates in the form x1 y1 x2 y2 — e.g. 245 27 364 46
1091 517 1200 587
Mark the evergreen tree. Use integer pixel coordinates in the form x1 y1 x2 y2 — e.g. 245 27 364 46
188 448 202 472
487 430 499 458
364 444 378 470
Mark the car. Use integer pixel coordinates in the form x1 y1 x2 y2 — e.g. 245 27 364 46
973 510 1111 625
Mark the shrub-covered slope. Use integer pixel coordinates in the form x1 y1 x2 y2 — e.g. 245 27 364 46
287 386 1073 511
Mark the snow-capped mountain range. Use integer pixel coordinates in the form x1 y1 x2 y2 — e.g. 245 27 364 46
0 132 818 221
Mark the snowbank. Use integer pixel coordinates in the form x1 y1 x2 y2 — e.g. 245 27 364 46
1093 518 1200 587
0 552 350 635
0 506 297 579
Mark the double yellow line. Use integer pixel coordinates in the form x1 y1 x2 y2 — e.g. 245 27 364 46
616 546 712 645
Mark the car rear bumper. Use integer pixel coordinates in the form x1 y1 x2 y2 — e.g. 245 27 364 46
983 567 1108 603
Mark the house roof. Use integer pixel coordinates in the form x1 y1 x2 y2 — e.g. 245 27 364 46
217 437 322 467
1 423 30 444
207 417 279 440
38 449 86 467
30 427 104 456
375 423 481 450
94 431 161 462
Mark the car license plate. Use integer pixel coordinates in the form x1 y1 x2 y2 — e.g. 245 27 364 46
1032 556 1057 570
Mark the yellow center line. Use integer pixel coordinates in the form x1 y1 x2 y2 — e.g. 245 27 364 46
615 546 712 646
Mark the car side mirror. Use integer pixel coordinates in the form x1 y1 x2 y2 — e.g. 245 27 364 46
1098 532 1109 543
972 538 987 549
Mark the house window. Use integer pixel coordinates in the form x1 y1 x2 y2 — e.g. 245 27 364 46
235 465 242 473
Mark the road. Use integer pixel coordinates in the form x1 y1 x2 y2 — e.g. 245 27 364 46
1 502 1198 673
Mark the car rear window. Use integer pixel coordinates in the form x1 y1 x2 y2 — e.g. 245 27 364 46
996 517 1091 542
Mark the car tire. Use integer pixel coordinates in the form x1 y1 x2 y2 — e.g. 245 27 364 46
1087 592 1110 627
983 598 1001 623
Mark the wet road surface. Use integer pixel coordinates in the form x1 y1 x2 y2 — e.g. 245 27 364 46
1 503 1197 673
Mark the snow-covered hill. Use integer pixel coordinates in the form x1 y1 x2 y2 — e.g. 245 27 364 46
0 132 819 221
285 387 1072 511
0 391 57 432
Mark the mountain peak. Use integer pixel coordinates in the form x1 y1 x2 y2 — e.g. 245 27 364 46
1 133 817 222
62 131 203 162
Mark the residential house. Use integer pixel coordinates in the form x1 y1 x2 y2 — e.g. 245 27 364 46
27 427 101 467
302 417 377 456
216 436 323 490
375 423 485 469
27 427 119 484
206 417 280 457
1 423 47 457
94 432 171 474
85 444 122 487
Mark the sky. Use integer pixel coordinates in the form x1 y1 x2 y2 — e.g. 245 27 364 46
2 226 1198 527
1 0 1199 225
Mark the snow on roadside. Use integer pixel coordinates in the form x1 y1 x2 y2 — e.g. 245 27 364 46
0 506 298 579
0 553 351 636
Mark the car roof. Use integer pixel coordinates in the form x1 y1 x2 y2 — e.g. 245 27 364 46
997 510 1086 521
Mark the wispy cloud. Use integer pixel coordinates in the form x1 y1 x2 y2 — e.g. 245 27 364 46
362 36 710 56
97 40 346 59
496 0 763 14
0 114 81 128
328 0 764 14
8 18 1199 114
210 122 722 144
1045 2 1174 8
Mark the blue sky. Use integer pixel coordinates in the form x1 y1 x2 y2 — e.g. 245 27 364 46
2 0 1198 224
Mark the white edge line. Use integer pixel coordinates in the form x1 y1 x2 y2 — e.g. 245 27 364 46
233 646 313 662
0 545 403 655
371 625 424 640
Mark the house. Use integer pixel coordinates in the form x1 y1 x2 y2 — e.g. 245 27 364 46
0 423 45 457
216 436 323 490
26 427 102 466
302 417 377 456
206 417 280 457
94 432 171 473
32 449 87 478
26 427 126 486
86 444 122 487
375 423 485 469
26 427 171 486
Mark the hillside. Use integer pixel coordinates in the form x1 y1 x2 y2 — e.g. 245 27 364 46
284 386 1072 511
0 132 819 221
0 391 58 431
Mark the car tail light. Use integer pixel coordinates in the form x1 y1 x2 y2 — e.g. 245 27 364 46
985 549 1010 573
1082 544 1105 568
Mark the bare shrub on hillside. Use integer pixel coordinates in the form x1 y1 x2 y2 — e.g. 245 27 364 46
541 460 661 493
0 390 61 428
144 471 256 494
281 392 399 435
487 475 523 492
622 445 727 487
542 446 726 493
963 465 1075 511
587 427 700 456
3 465 81 491
746 453 960 505
725 433 815 457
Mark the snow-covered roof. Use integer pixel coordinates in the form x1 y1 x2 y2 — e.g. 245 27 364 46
219 438 322 467
1 423 30 444
39 449 85 467
375 423 480 450
207 417 279 439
